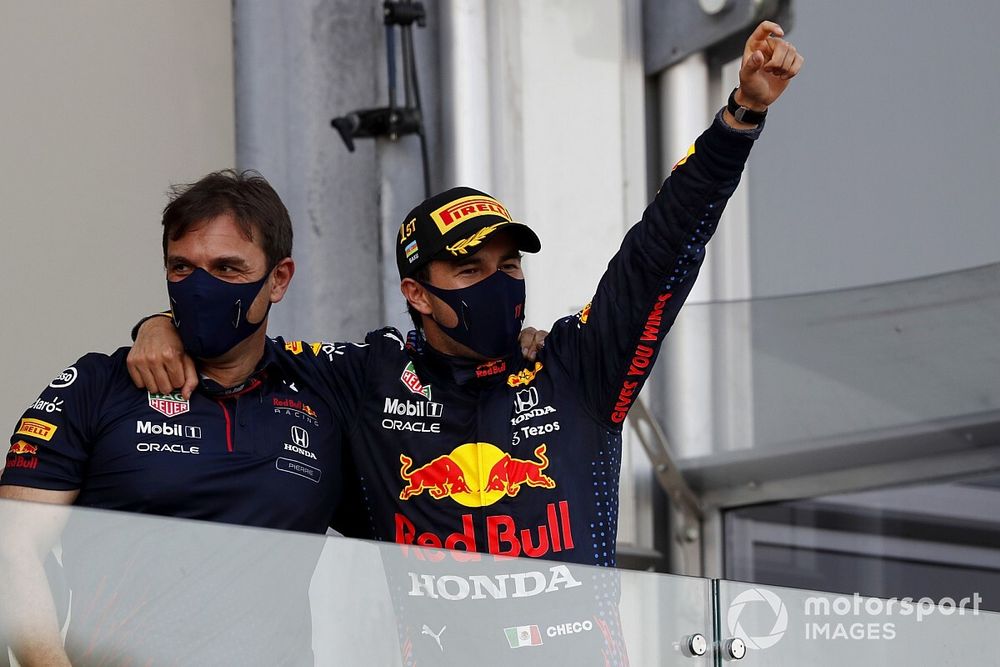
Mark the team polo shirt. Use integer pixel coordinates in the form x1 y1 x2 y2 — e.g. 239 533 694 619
2 337 354 534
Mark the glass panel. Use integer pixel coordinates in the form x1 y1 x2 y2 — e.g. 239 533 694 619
725 471 1000 611
0 499 712 666
668 262 1000 493
717 579 1000 665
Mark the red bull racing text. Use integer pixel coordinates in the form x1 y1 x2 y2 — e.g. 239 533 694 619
395 500 575 560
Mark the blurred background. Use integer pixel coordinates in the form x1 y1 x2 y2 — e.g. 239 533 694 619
2 0 999 608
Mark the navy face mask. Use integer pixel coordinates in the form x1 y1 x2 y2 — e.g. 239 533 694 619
420 269 526 360
167 267 272 359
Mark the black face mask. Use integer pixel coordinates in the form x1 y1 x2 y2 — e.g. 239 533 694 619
167 267 271 359
420 270 526 359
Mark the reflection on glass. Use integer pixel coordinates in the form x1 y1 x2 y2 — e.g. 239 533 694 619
0 499 712 666
725 471 1000 612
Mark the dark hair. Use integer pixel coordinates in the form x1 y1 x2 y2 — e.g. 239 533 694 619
406 265 431 332
161 169 292 269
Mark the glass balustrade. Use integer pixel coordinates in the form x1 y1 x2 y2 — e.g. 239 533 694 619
1 498 996 665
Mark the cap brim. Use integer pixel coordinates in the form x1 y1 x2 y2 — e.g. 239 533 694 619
445 220 541 259
501 221 541 254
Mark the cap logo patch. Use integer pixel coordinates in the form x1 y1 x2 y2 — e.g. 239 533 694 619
445 222 508 256
431 195 512 235
405 239 419 262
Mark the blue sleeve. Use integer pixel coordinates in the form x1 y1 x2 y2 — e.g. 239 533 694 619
270 332 389 432
545 111 761 429
2 352 116 490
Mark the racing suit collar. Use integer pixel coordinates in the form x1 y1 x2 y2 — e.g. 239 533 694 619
198 339 285 397
406 329 520 387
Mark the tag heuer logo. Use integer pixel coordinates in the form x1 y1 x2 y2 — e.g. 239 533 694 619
400 362 432 400
148 392 190 418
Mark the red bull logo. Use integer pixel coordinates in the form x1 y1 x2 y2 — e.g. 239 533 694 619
485 445 556 496
273 397 319 419
8 440 38 456
6 440 39 469
507 362 543 388
283 341 323 357
475 359 507 379
399 454 472 500
395 500 575 559
396 443 571 559
399 442 557 508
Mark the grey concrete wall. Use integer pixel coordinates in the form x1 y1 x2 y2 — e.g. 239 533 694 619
747 0 1000 297
234 0 387 342
0 1 235 448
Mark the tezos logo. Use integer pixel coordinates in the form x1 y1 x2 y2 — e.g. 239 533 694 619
727 588 788 650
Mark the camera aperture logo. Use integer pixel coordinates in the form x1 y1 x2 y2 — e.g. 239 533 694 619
728 589 984 651
727 588 789 650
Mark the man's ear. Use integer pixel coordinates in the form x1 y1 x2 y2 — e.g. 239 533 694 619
400 277 433 316
269 258 296 303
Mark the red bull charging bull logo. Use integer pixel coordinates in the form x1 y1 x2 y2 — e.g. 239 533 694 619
6 440 39 469
399 443 555 508
8 440 38 456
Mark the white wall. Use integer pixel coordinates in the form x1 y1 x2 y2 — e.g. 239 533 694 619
479 0 654 548
0 1 235 446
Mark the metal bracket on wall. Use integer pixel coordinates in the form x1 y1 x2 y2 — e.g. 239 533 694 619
628 399 704 573
331 0 431 197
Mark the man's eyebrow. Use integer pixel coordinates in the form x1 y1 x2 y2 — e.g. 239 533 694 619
164 255 250 268
210 256 250 267
451 255 485 268
501 250 523 262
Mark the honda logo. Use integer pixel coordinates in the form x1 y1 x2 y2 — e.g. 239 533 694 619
515 387 539 413
291 426 309 449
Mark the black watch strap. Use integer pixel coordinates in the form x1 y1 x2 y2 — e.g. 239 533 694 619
727 88 767 125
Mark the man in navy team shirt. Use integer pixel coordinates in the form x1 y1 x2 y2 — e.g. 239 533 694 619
0 171 364 666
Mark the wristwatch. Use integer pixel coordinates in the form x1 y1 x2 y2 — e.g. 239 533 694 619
727 88 767 125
